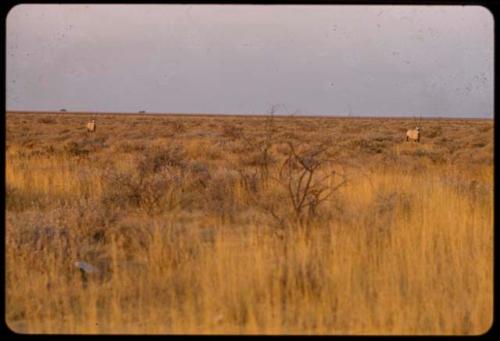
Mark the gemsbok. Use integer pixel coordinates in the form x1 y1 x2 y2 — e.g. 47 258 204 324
86 119 96 133
406 117 421 142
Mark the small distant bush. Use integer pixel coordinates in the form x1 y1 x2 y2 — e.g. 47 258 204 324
221 124 243 139
38 117 56 124
351 138 385 154
102 146 187 214
63 141 90 156
137 145 187 174
117 141 146 153
471 140 487 148
171 122 186 133
426 126 442 138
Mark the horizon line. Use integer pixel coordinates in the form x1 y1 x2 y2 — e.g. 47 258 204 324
5 110 493 120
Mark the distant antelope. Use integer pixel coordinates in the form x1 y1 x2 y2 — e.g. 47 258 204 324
86 120 96 132
406 116 421 142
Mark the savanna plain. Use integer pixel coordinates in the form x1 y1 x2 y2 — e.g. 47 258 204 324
5 112 493 334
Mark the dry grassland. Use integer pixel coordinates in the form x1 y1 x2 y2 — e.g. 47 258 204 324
5 111 494 334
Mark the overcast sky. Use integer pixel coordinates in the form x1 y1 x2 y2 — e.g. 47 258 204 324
6 4 493 117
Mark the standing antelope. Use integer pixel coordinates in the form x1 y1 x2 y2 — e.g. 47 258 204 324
86 119 96 133
406 117 421 142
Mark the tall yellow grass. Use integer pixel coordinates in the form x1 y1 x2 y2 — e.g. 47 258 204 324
5 113 493 334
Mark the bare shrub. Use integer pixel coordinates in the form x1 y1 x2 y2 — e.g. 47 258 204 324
241 107 278 183
142 172 183 212
137 145 187 174
269 141 347 228
101 167 141 208
103 167 182 214
102 148 186 214
63 141 90 157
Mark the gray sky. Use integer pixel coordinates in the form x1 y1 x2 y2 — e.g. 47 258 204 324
6 4 493 117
